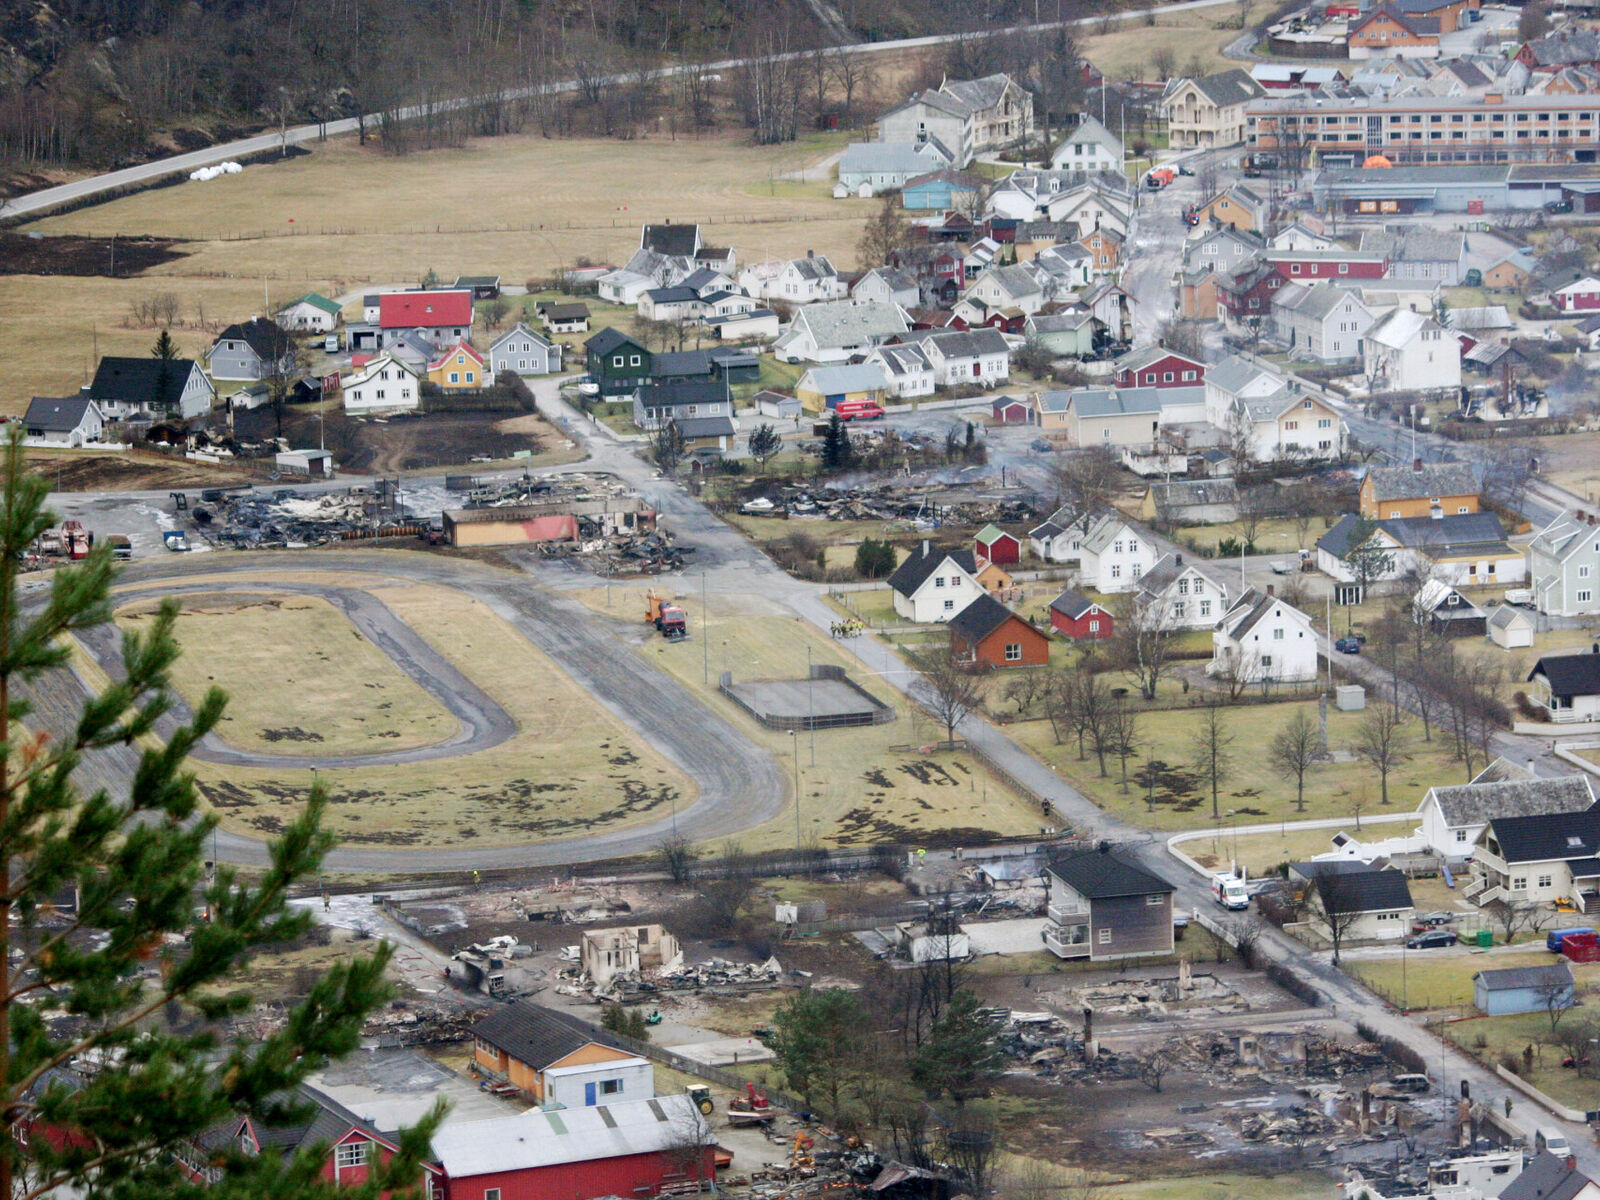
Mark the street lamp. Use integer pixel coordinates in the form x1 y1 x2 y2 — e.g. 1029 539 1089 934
788 731 801 853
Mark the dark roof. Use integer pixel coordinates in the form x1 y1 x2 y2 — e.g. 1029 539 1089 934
1475 962 1574 992
1530 651 1600 699
639 380 726 409
197 1082 389 1161
1364 461 1478 502
24 396 96 432
1289 859 1376 880
544 302 590 320
454 275 500 286
1500 1153 1594 1200
641 223 700 257
1488 808 1600 864
948 593 1025 643
1429 776 1595 827
886 543 978 598
1314 867 1413 915
586 327 649 358
1049 589 1103 620
1316 512 1507 558
652 349 716 379
675 415 737 439
645 286 700 304
85 356 200 409
213 317 294 362
1047 846 1174 899
471 1002 595 1069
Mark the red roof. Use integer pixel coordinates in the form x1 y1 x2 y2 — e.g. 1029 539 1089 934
379 290 473 329
428 340 484 370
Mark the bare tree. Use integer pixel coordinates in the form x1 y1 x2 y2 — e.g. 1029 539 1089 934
1000 669 1049 720
1189 701 1235 821
1270 710 1320 812
1309 876 1366 964
1484 898 1545 946
1537 973 1576 1031
858 195 914 269
907 646 986 747
1356 705 1408 806
1136 1053 1171 1092
1211 642 1262 701
1104 700 1142 793
1053 445 1122 515
1114 594 1180 702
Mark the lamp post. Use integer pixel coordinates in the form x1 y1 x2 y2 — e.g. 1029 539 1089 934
788 730 801 853
806 645 816 767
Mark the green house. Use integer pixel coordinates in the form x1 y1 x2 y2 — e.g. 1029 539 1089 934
585 328 653 397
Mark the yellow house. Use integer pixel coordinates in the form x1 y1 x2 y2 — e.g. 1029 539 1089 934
1193 186 1267 233
471 1003 641 1103
975 558 1017 598
427 340 486 390
1359 461 1480 520
1033 389 1073 431
795 363 889 414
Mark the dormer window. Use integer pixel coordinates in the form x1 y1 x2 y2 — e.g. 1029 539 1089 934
1568 836 1586 849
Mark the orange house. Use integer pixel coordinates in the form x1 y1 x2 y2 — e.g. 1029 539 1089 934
1348 8 1438 56
427 340 486 390
1180 269 1223 320
471 1003 640 1103
948 594 1050 669
1080 228 1123 273
1358 460 1480 520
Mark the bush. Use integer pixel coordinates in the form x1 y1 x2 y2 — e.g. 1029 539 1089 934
1515 691 1548 722
1264 960 1321 1006
855 537 898 579
1355 1020 1429 1075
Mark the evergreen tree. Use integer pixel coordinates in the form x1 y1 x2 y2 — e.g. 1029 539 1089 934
151 328 179 400
853 537 898 579
912 990 1001 1104
746 423 782 473
652 420 686 475
0 432 434 1200
820 413 852 470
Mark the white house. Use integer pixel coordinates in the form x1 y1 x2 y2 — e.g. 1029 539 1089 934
1184 225 1265 277
1418 775 1595 863
1135 553 1230 632
1049 115 1123 171
23 397 105 448
340 354 420 415
1271 222 1335 252
1362 308 1461 392
1301 864 1415 944
1078 513 1158 593
853 267 921 311
1529 650 1600 724
837 140 954 196
638 286 704 324
1209 587 1319 684
886 542 984 623
739 254 848 305
1043 187 1131 239
876 73 1034 168
274 292 342 333
961 264 1047 317
1202 354 1290 429
597 248 694 305
773 301 910 364
913 327 1012 387
1488 604 1536 650
1472 807 1600 909
1316 512 1524 589
486 323 561 377
1529 511 1600 618
1271 284 1375 363
1033 243 1094 292
867 343 936 398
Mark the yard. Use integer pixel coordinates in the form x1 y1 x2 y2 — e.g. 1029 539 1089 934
1346 950 1565 1012
1075 9 1239 83
1008 697 1471 832
1442 1002 1600 1111
572 587 1043 852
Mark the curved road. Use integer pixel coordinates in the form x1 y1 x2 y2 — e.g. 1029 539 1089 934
30 554 787 871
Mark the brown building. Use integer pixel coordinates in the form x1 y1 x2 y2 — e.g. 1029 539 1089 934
1180 268 1224 320
471 1003 640 1103
1042 845 1176 961
1359 460 1480 519
1080 227 1124 273
1348 7 1439 58
443 496 656 547
947 593 1050 668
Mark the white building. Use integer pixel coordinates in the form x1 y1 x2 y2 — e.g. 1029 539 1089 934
852 267 921 311
22 397 105 448
866 343 936 398
886 542 984 623
913 327 1012 387
1049 115 1123 171
340 354 420 415
739 255 848 305
1209 587 1319 684
773 301 910 364
1362 308 1461 392
961 264 1048 317
1135 553 1230 632
1272 284 1375 363
541 1057 656 1110
1418 775 1595 862
1529 511 1600 618
274 292 342 333
1078 513 1158 593
876 73 1034 168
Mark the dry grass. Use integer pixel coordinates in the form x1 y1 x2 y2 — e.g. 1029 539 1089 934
178 580 692 851
1077 11 1238 83
117 592 458 757
573 586 1042 851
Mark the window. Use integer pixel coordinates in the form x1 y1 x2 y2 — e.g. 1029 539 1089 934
1110 565 1122 579
1200 600 1211 616
1339 263 1349 275
1538 874 1554 889
935 576 946 588
1390 510 1401 518
1163 371 1175 383
1097 928 1112 945
1131 564 1142 579
1193 580 1204 595
1113 541 1123 554
1004 643 1022 661
1273 627 1284 640
1128 539 1138 552
1455 829 1467 843
630 354 642 366
1174 601 1186 618
1183 370 1197 381
1580 590 1593 603
335 1142 370 1169
1178 579 1190 594
1145 894 1163 906
1513 876 1528 890
1261 655 1272 667
944 599 955 611
486 1191 502 1200
600 1079 623 1095
449 372 460 384
1088 619 1100 633
613 355 625 367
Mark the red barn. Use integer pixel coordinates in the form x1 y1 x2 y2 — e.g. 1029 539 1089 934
948 594 1050 668
1049 589 1115 641
432 1095 715 1200
1113 346 1206 389
992 395 1032 425
974 523 1022 565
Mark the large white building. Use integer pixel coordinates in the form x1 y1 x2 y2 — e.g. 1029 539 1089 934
1362 308 1461 392
341 354 420 415
1209 587 1319 684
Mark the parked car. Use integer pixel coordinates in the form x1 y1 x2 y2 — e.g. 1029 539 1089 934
1030 438 1053 453
1546 198 1574 214
1406 929 1457 950
1334 636 1362 654
1177 164 1195 177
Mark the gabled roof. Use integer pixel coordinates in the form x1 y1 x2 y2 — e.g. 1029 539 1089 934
454 275 500 287
471 1002 597 1069
858 266 919 294
428 341 485 371
1219 586 1312 641
641 223 700 257
432 1094 705 1178
86 356 205 408
541 302 590 321
904 168 988 192
644 285 701 304
212 317 294 362
971 263 1045 301
1488 605 1534 631
1204 354 1279 397
1047 845 1174 899
1314 866 1414 915
1364 307 1438 349
886 543 978 598
1530 651 1600 699
1530 511 1597 561
798 363 889 394
919 327 1011 360
840 142 949 175
1147 479 1240 510
24 396 97 432
1049 589 1105 620
1500 1154 1595 1200
199 1082 397 1162
1059 114 1123 159
787 300 909 349
1428 776 1595 827
1476 961 1575 992
1115 344 1204 374
974 524 1017 547
489 322 555 351
1414 578 1483 617
874 343 932 376
948 593 1026 643
675 415 737 439
638 380 727 409
585 327 649 358
279 292 342 317
1363 461 1479 502
1138 553 1225 599
1488 807 1600 864
1172 68 1265 108
1274 283 1369 322
379 290 473 329
1316 511 1504 558
1067 387 1163 418
1359 227 1465 264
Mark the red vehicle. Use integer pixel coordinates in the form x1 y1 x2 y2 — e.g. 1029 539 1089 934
834 399 885 421
1145 168 1175 190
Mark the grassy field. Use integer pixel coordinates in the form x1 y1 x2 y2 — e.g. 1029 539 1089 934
1440 998 1600 1109
573 586 1042 851
4 130 871 413
1076 10 1239 82
1009 698 1469 832
117 592 457 757
1347 950 1563 1011
173 580 692 853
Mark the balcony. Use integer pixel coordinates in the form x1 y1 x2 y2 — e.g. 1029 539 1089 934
1048 900 1089 925
1043 922 1090 960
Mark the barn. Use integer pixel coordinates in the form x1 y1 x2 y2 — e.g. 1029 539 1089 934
1049 589 1114 640
974 523 1022 565
992 395 1032 424
431 1094 716 1200
948 594 1050 668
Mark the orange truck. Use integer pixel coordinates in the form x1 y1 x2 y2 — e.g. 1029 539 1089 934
1145 167 1175 190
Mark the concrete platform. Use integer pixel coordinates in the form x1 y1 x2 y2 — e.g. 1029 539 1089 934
965 917 1049 956
665 1036 776 1067
721 666 893 731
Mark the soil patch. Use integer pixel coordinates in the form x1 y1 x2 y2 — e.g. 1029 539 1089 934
233 405 562 474
0 232 190 276
24 451 254 491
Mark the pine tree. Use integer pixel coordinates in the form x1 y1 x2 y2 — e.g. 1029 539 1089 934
0 432 434 1199
820 413 852 470
745 423 782 473
151 328 179 401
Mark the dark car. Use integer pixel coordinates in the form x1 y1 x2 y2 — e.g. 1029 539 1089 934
1030 438 1054 453
1334 636 1362 654
1177 164 1195 176
1407 929 1457 950
1546 198 1574 214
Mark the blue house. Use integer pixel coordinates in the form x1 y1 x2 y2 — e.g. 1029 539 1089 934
1473 962 1575 1016
902 168 988 212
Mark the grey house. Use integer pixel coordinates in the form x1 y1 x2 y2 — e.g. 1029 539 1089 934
632 379 734 432
84 357 215 421
1043 845 1176 962
1530 511 1600 618
203 318 296 382
23 397 105 448
487 323 561 377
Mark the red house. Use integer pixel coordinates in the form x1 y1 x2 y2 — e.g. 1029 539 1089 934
991 395 1032 425
1263 251 1387 282
1049 589 1114 641
948 594 1050 668
1217 262 1286 323
431 1095 715 1200
974 523 1022 564
1113 346 1206 389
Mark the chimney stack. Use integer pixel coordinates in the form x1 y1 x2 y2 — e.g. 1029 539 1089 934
1266 584 1276 596
1413 458 1423 471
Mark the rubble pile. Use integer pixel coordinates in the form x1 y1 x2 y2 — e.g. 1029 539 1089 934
738 481 1036 528
194 482 415 548
566 954 786 1003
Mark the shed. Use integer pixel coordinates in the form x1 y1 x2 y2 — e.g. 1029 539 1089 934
1473 961 1575 1016
992 395 1032 425
1488 604 1535 650
753 389 802 420
1048 589 1114 641
275 449 333 478
948 594 1050 669
974 524 1021 566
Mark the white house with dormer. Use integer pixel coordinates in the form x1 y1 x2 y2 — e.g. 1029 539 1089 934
886 542 985 623
1135 553 1230 632
961 264 1048 317
1049 116 1124 171
739 254 848 304
853 268 921 310
1418 775 1596 863
914 328 1012 387
1209 588 1319 684
1530 511 1600 618
340 354 420 415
